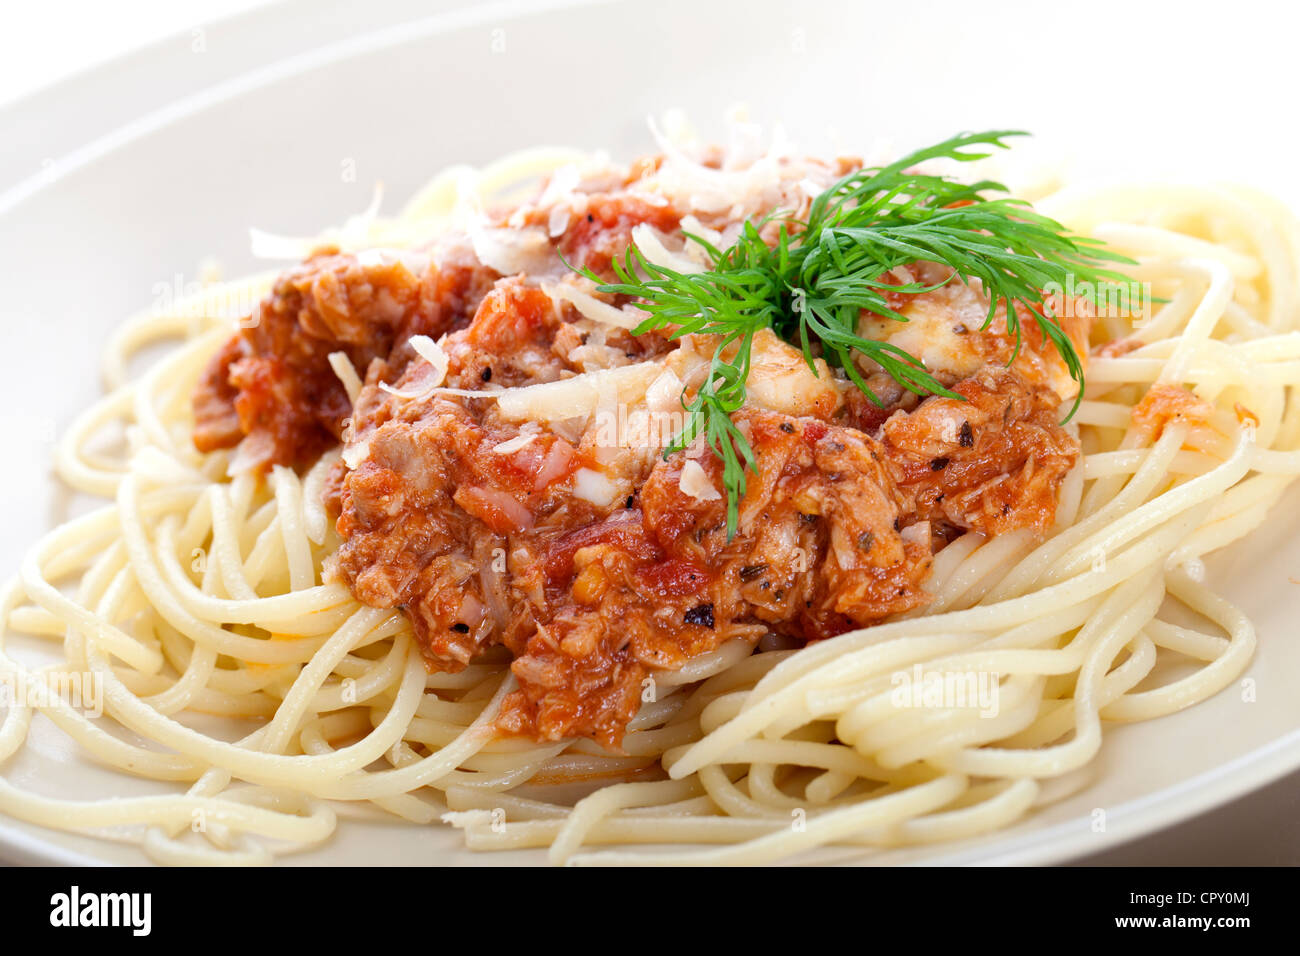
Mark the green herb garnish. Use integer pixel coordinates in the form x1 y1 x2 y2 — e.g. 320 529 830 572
575 130 1134 536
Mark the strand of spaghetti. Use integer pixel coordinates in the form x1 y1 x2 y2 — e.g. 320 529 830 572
856 779 1042 846
257 607 397 754
1046 427 1253 581
986 633 1158 750
68 628 428 788
831 640 1109 756
1092 224 1261 279
119 473 353 627
207 484 259 600
308 630 411 711
140 626 412 859
1101 569 1256 721
918 529 1032 615
822 496 1191 696
317 673 527 800
566 774 968 866
143 643 218 716
969 425 1185 604
301 450 340 545
20 513 164 674
269 466 316 591
859 673 1050 768
1082 448 1215 479
53 385 135 496
548 777 703 864
1087 358 1300 387
802 598 1099 719
131 326 228 455
1168 472 1293 560
449 777 1036 851
114 481 352 667
771 602 1095 737
142 828 274 866
936 567 1166 778
0 772 336 841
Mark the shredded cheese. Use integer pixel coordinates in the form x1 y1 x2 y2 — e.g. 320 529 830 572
544 281 645 331
378 334 450 401
496 362 663 422
410 335 450 385
679 459 722 502
342 438 370 470
327 352 364 405
491 433 537 454
631 223 704 274
572 468 622 507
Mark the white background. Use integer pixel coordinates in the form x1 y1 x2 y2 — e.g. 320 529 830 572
0 1 266 107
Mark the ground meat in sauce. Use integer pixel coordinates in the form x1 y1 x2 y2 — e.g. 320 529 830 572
879 367 1079 538
1130 384 1217 439
555 194 681 276
192 161 1086 750
192 248 497 470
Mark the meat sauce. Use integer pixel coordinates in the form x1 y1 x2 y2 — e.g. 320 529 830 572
193 172 1084 749
193 248 497 470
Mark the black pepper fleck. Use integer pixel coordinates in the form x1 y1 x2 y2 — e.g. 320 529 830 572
684 603 715 628
930 457 950 471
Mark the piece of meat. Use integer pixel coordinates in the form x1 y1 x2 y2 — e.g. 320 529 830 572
192 249 496 470
192 336 246 451
555 194 681 276
640 411 933 639
878 367 1079 537
440 276 569 389
1130 384 1216 440
857 261 1092 403
335 395 591 667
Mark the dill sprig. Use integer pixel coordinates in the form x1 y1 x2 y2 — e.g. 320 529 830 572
576 130 1134 536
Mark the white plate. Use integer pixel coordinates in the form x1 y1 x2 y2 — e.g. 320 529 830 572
3 0 1300 866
